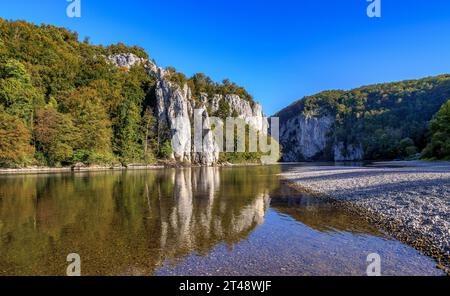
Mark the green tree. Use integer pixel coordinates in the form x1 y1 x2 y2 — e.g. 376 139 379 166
0 59 44 125
213 99 231 119
114 75 146 164
399 138 418 158
160 140 173 159
423 100 450 160
142 107 157 163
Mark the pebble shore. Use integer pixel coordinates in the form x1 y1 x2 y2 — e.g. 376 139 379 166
281 161 450 273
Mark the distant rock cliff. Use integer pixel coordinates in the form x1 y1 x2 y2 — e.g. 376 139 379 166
109 53 267 165
279 114 334 161
275 75 450 162
278 113 363 161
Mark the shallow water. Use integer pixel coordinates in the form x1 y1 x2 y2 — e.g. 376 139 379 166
0 166 444 275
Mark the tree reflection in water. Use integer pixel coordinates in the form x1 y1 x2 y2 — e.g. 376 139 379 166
0 166 279 275
0 166 443 276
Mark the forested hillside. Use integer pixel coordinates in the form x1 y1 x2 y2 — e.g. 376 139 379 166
1 18 448 167
276 75 450 160
0 19 256 167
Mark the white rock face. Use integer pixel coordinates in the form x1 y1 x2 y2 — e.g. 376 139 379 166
226 94 267 131
279 114 334 161
210 94 267 132
278 111 366 162
156 81 193 162
109 53 267 165
148 64 267 165
192 108 221 166
108 53 146 69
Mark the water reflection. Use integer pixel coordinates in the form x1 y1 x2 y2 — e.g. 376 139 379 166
270 185 383 235
0 166 441 276
0 167 278 275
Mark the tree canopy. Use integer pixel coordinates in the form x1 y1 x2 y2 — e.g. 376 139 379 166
0 18 154 167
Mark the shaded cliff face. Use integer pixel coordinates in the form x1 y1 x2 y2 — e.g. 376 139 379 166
279 114 334 161
278 113 363 162
109 54 267 165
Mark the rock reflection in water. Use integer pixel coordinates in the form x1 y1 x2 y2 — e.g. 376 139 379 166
0 166 442 276
0 166 279 275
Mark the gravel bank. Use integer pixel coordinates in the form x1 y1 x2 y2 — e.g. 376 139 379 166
281 161 450 272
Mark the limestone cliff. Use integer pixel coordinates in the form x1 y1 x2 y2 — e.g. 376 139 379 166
277 111 364 162
279 114 334 161
109 53 267 165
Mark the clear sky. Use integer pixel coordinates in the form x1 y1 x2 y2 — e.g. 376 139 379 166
1 0 450 115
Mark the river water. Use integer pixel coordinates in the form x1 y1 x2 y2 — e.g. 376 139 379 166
0 166 444 275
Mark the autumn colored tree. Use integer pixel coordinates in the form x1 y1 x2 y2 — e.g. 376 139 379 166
0 19 156 167
0 107 34 167
34 106 77 166
63 86 114 164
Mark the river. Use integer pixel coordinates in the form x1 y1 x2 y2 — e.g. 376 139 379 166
0 165 444 275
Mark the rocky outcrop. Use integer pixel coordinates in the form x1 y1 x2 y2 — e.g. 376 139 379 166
211 94 267 131
278 112 364 162
155 81 194 163
108 53 146 69
109 53 267 165
192 108 222 166
279 114 334 161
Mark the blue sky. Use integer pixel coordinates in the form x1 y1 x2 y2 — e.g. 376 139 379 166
1 0 450 115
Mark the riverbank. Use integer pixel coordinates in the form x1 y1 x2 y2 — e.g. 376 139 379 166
0 161 266 175
280 161 450 274
0 165 165 175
